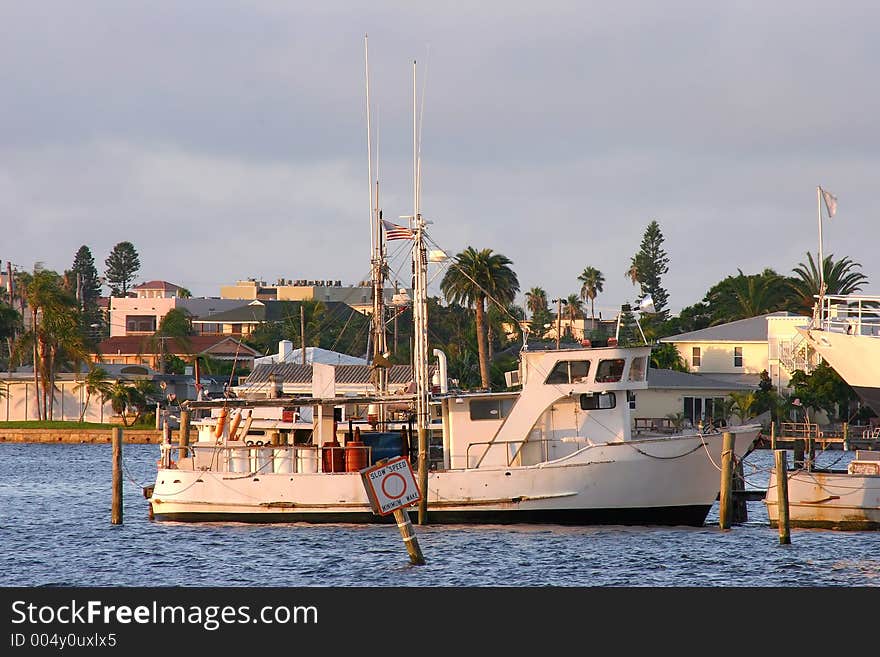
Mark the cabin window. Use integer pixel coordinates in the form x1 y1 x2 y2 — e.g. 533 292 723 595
627 391 636 410
628 356 647 382
469 398 515 421
733 347 743 367
692 347 701 367
595 359 625 383
544 360 591 385
580 392 616 410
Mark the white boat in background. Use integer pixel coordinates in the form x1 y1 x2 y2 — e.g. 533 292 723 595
765 293 880 530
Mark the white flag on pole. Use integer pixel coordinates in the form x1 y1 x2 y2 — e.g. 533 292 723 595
820 187 838 218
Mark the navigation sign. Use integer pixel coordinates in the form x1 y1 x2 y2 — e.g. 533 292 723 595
360 456 422 516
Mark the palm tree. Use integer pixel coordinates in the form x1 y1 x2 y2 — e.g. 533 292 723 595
578 266 605 319
728 390 758 424
24 269 78 420
788 252 869 313
565 294 583 339
128 379 159 424
441 247 520 389
525 287 548 319
75 365 113 422
108 381 135 426
625 262 640 287
709 269 788 324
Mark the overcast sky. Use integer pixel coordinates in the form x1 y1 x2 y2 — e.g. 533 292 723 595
3 1 878 315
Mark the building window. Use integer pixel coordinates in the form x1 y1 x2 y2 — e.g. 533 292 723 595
692 347 701 367
734 347 743 367
125 315 156 332
469 398 515 421
545 360 591 385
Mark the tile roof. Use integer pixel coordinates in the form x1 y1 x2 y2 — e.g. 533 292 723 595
133 280 181 290
95 335 261 357
659 312 805 342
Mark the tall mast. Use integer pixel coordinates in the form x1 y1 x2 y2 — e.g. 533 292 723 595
412 59 431 524
365 34 388 403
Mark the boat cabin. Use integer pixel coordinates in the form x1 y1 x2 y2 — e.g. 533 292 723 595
439 345 650 469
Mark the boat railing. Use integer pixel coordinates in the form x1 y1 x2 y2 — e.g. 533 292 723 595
164 442 374 475
818 294 880 336
465 437 577 468
779 421 822 440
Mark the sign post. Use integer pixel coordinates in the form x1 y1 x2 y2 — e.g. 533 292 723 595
360 456 426 565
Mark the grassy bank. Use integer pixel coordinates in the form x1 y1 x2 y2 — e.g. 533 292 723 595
0 421 157 430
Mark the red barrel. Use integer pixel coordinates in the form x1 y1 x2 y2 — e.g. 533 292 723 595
345 441 368 472
321 441 345 472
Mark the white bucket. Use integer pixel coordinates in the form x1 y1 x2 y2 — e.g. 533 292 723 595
228 446 249 473
274 448 294 474
252 447 274 474
296 448 318 473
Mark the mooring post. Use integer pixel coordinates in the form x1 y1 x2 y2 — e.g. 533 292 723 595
393 508 426 565
733 457 748 524
719 431 735 530
770 421 776 450
775 449 791 545
417 427 429 525
111 426 123 525
178 409 190 462
842 421 849 451
793 439 805 470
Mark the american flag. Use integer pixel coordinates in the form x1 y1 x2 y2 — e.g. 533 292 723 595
382 219 414 240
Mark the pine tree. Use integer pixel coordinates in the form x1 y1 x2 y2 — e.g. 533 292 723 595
72 245 102 304
628 220 670 319
72 245 105 342
104 241 141 297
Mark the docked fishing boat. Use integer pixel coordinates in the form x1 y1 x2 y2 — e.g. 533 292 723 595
765 293 880 530
148 339 761 525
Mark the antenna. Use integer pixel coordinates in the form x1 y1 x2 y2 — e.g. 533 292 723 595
366 35 387 408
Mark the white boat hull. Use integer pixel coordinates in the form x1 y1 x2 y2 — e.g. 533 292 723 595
149 427 759 526
798 325 880 414
764 469 880 530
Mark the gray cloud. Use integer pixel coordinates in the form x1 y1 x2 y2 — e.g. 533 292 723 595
2 1 877 315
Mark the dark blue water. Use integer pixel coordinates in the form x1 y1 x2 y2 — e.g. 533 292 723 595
1 443 878 587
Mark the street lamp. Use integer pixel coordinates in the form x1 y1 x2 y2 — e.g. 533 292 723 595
551 298 567 350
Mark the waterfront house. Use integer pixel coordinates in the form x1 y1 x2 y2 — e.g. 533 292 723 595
658 312 814 392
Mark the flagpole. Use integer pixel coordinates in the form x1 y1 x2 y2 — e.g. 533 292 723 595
816 185 824 326
817 186 824 296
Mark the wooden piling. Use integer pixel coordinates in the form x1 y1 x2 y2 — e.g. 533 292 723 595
718 431 735 530
770 421 776 450
111 427 123 525
393 508 426 565
793 439 805 470
842 421 849 451
417 427 429 525
733 458 748 524
178 409 190 461
774 449 791 544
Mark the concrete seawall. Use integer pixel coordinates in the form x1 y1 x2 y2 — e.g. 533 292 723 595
0 428 196 444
